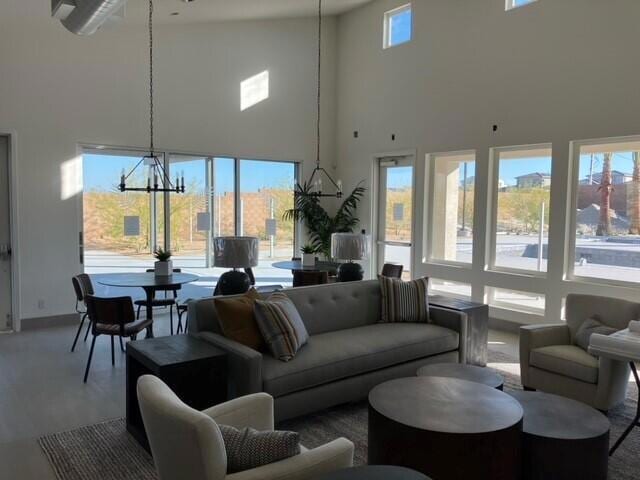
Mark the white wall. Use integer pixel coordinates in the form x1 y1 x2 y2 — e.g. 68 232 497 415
335 0 640 324
0 6 337 322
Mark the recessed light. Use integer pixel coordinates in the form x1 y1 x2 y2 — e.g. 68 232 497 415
170 12 180 16
182 0 196 3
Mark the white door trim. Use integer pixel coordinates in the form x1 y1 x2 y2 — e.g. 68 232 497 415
0 130 21 331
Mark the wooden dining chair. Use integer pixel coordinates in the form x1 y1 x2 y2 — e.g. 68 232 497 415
381 263 404 279
71 274 95 352
83 295 152 383
293 270 329 288
134 268 181 335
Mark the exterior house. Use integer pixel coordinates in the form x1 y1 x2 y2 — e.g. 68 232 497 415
580 170 633 185
515 172 552 189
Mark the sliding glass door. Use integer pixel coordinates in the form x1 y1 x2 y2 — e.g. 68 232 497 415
168 155 211 268
239 159 297 269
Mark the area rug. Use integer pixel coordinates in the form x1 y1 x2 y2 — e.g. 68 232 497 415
39 350 639 479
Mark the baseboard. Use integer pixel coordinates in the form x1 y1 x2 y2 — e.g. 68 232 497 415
21 313 79 330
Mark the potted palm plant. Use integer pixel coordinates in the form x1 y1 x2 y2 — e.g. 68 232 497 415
153 247 173 277
284 182 365 261
301 244 316 267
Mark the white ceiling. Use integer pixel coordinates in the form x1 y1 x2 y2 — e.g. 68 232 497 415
130 0 374 24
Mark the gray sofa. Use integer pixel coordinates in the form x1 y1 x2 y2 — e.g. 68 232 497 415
188 279 468 421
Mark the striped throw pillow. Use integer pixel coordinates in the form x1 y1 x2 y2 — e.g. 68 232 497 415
254 293 309 362
379 276 430 323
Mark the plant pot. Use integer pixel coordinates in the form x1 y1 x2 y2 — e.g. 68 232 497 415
155 260 173 277
302 253 316 267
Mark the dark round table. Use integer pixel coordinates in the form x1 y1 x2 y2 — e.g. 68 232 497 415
97 272 198 338
272 260 339 272
509 391 610 480
416 362 504 390
314 466 430 480
368 377 523 480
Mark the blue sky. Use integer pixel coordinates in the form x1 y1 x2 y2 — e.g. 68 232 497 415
83 154 295 193
390 8 412 46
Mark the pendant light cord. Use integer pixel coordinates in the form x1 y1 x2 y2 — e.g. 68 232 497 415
316 0 322 169
149 0 154 155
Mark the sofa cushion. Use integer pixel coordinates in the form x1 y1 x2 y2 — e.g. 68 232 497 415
530 345 599 384
255 293 309 362
215 289 264 351
379 276 430 323
261 322 459 397
573 316 618 351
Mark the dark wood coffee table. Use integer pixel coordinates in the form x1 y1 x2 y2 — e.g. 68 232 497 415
126 335 227 451
509 391 610 480
315 465 430 479
416 362 504 390
368 377 523 480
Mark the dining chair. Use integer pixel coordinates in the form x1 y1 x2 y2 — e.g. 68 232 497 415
134 268 181 335
245 267 283 294
83 295 152 383
293 270 329 288
71 274 95 352
381 263 404 279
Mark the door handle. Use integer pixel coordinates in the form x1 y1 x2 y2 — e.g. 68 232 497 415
0 244 10 260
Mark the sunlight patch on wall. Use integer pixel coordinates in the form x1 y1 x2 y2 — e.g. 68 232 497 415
61 156 83 200
240 70 269 111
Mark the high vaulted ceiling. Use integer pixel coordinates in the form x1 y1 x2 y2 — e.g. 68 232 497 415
132 0 374 24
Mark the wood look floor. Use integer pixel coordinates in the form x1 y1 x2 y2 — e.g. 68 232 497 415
0 314 519 479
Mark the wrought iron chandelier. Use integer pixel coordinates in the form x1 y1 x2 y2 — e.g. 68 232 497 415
298 0 343 199
119 0 185 194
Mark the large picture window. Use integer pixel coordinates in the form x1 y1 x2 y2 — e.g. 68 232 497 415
570 138 640 284
428 151 475 264
490 145 552 273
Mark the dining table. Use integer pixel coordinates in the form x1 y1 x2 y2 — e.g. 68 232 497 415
97 272 199 338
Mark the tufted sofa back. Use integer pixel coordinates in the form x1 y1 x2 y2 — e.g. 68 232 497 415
283 280 381 335
189 280 382 337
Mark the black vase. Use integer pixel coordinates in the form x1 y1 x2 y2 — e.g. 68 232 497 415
337 262 364 282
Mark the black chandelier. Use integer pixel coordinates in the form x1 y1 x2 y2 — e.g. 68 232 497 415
298 0 343 199
119 0 185 194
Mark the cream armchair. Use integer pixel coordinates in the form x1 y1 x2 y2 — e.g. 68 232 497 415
520 293 640 411
137 375 354 480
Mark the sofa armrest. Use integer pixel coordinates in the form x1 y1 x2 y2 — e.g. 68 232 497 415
429 306 468 363
519 324 570 386
228 438 354 480
203 392 274 432
198 332 263 398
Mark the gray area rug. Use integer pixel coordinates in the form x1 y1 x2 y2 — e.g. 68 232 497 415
39 350 639 479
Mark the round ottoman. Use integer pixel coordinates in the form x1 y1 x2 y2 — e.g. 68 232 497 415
509 391 610 480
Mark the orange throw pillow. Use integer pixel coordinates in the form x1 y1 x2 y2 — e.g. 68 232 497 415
215 289 265 351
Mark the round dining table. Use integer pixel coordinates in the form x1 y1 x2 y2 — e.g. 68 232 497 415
97 272 199 338
272 260 339 272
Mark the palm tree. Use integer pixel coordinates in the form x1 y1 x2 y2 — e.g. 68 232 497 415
596 153 613 236
630 152 640 235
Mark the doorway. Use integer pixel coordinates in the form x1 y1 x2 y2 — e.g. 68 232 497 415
376 154 415 279
0 135 12 331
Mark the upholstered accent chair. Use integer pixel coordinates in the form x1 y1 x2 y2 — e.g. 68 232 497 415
520 294 640 410
137 375 354 480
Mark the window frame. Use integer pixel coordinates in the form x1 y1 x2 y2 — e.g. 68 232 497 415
566 135 640 288
487 143 553 277
505 0 538 11
383 3 412 50
425 149 476 268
